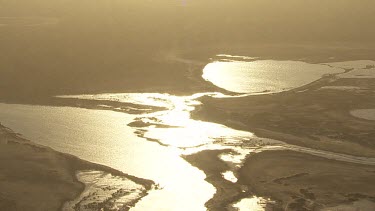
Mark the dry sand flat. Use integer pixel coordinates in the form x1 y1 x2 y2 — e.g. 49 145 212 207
238 150 375 210
0 124 153 211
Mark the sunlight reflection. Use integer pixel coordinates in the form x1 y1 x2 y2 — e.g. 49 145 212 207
222 171 238 183
202 59 344 93
63 171 145 211
52 92 281 210
0 103 215 211
59 93 255 148
232 197 273 211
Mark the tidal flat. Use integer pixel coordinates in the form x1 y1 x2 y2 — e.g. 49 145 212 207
191 59 375 210
0 124 153 211
1 54 375 211
2 1 375 210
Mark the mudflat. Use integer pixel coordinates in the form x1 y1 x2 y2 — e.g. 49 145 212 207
188 66 375 210
184 149 375 210
238 150 375 210
193 74 375 157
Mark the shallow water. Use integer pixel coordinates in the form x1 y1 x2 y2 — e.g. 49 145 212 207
0 91 283 210
1 59 375 210
232 197 274 211
203 58 344 93
63 170 145 211
0 103 215 211
0 94 266 210
222 171 238 183
2 87 375 210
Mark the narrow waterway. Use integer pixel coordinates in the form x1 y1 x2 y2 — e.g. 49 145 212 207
0 103 215 211
1 59 375 210
1 91 375 210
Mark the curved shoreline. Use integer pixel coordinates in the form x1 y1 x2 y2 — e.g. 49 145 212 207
185 59 375 209
1 56 375 210
0 124 154 211
191 72 375 158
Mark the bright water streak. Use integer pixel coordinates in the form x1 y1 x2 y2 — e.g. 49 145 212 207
0 103 215 211
233 197 271 211
3 90 374 210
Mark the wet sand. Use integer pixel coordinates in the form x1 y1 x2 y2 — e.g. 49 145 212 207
193 74 375 157
184 149 375 210
1 63 374 210
1 1 375 210
2 59 375 210
183 149 245 211
0 124 153 211
186 62 375 210
1 63 375 210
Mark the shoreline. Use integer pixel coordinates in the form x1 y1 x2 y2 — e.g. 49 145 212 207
238 150 375 210
2 44 374 103
1 54 375 210
0 59 232 105
184 148 375 211
183 149 250 211
0 124 154 211
192 69 375 158
1 1 375 208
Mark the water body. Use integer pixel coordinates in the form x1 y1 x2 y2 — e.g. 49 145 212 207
1 59 375 210
1 91 375 210
203 58 344 93
0 95 265 210
232 197 273 211
0 103 215 211
0 93 284 210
